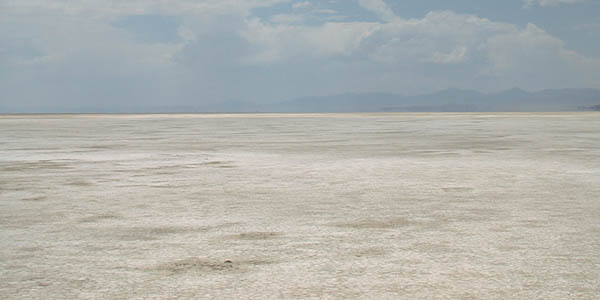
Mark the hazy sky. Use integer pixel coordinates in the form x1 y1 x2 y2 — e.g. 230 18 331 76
1 0 599 110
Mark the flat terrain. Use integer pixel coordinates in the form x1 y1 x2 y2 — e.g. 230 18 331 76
0 113 598 299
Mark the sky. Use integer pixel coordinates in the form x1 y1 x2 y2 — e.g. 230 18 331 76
1 0 599 111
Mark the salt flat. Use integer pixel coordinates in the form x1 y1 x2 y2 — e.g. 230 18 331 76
0 113 598 299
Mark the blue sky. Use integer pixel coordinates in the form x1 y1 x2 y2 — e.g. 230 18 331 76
0 0 598 110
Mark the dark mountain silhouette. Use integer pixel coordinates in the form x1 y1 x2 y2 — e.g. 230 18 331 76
3 88 599 113
262 88 600 112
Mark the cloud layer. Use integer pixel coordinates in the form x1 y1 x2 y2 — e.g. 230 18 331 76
0 0 598 111
523 0 585 7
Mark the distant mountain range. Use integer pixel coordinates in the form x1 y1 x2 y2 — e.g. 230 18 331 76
256 88 600 113
2 88 599 113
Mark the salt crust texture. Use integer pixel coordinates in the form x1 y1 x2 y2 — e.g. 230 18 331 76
0 113 598 299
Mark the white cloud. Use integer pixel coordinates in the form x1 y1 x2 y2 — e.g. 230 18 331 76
487 23 599 87
269 4 340 24
292 1 311 9
314 9 338 15
271 14 306 24
0 0 287 69
240 9 599 90
357 0 398 22
431 47 468 64
523 0 585 7
242 11 515 65
0 14 186 68
240 19 372 63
